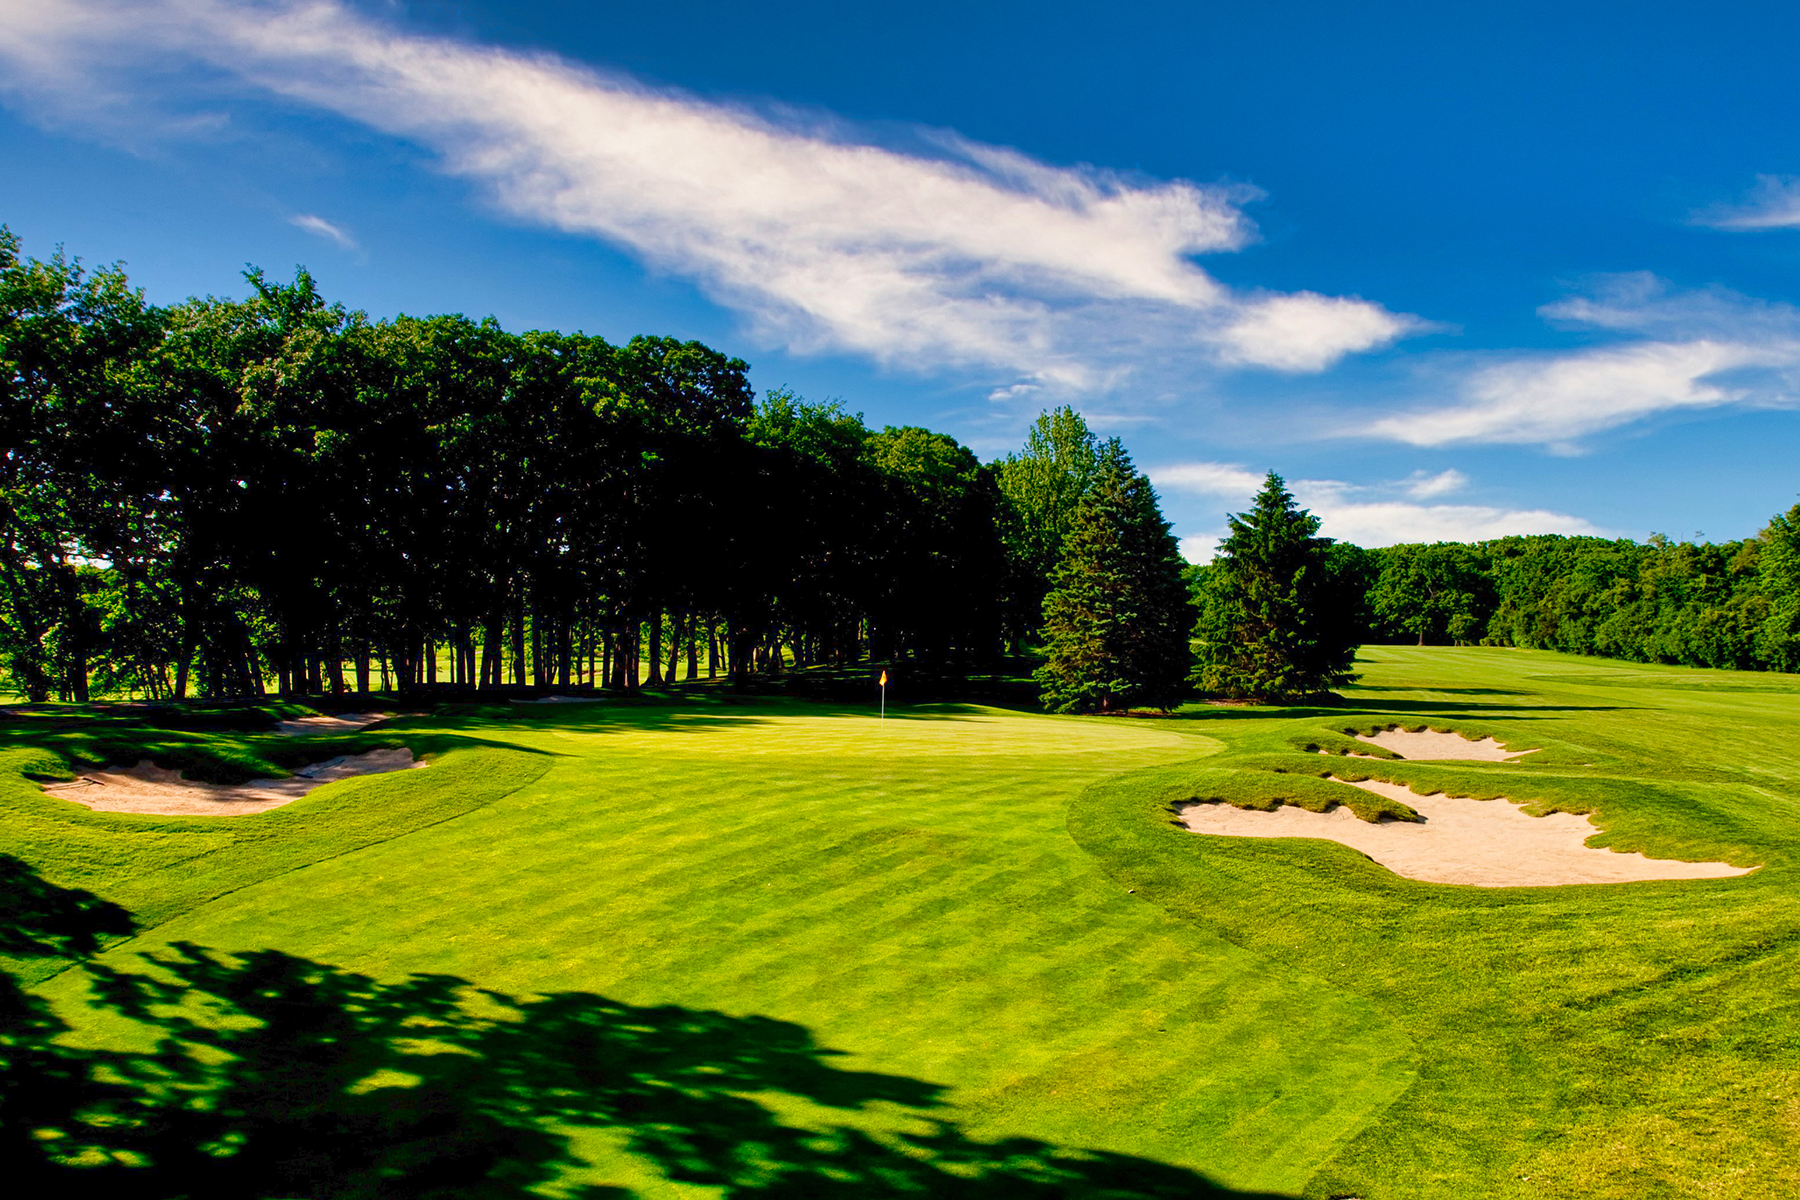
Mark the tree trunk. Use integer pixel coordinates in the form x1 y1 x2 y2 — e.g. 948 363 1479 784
511 594 526 686
532 609 545 688
559 610 573 689
645 610 664 686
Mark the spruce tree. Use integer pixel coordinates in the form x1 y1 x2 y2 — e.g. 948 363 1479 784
1193 472 1360 701
1034 443 1193 713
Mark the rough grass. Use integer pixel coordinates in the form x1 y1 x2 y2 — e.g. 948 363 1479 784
7 649 1800 1196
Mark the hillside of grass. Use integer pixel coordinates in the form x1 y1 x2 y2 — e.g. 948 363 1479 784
6 649 1799 1196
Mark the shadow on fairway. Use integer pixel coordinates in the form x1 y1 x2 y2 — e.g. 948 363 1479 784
1172 701 1623 723
441 699 1005 738
2 856 1277 1199
1347 685 1532 696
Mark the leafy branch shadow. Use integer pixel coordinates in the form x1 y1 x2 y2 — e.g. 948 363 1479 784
2 855 1278 1198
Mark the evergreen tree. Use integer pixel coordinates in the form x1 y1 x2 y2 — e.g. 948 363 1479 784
1034 443 1193 712
1194 472 1359 702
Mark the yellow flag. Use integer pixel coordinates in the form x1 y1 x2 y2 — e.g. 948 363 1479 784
879 670 888 687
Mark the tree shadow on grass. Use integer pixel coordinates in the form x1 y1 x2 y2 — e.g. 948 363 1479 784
1 856 1278 1199
1345 686 1531 696
1171 700 1623 722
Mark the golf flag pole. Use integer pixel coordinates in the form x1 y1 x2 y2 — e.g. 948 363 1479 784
879 669 887 720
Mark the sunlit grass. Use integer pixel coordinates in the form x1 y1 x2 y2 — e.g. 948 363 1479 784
8 651 1800 1195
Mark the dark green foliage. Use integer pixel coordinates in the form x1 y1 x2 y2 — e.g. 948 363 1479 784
1034 444 1193 712
0 225 1013 699
1193 473 1361 701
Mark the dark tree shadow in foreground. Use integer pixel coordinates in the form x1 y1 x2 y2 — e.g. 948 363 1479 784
1 856 1281 1198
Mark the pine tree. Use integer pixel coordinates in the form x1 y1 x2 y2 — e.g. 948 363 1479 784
1034 443 1193 713
1193 472 1360 702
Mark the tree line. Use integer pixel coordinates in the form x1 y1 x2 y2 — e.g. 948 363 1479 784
0 226 1197 707
1332 516 1800 671
1187 501 1800 677
12 224 1793 711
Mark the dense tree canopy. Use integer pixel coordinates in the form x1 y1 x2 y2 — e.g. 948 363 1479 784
11 224 1800 706
1360 518 1800 672
0 229 1010 701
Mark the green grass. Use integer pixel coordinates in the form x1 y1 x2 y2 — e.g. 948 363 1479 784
7 648 1800 1195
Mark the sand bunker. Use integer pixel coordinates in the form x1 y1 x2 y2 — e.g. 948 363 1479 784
274 711 391 737
514 695 597 705
42 748 424 817
1345 728 1539 762
1178 777 1752 887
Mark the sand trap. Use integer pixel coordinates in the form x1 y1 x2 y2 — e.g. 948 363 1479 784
42 748 425 816
274 711 391 736
1178 777 1752 887
514 695 596 705
1347 728 1539 762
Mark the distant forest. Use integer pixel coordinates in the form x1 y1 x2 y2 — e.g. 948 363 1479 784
4 225 1799 703
1319 523 1800 673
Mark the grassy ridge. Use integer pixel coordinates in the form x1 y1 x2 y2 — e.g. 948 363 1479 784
1072 647 1800 1197
0 716 551 983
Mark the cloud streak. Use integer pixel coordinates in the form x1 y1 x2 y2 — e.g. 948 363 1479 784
289 213 356 250
0 0 1418 394
1365 275 1800 448
1153 462 1600 557
1694 175 1800 231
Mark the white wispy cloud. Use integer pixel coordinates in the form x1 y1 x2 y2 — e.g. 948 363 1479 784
1367 275 1800 448
289 213 356 250
1402 468 1467 499
0 0 1420 395
1148 461 1268 496
1694 175 1800 231
1215 290 1421 372
1153 462 1599 555
1300 499 1599 546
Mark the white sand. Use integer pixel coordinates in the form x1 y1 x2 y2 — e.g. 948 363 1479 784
42 748 425 817
1177 777 1752 887
514 695 596 705
274 711 392 737
1348 728 1539 762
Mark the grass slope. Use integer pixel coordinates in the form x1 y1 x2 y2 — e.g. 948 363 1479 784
16 700 1413 1196
7 650 1800 1195
1073 647 1800 1198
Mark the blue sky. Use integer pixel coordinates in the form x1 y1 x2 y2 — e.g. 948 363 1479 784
4 0 1800 557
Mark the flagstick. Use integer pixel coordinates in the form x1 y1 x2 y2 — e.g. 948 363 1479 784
881 679 886 721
